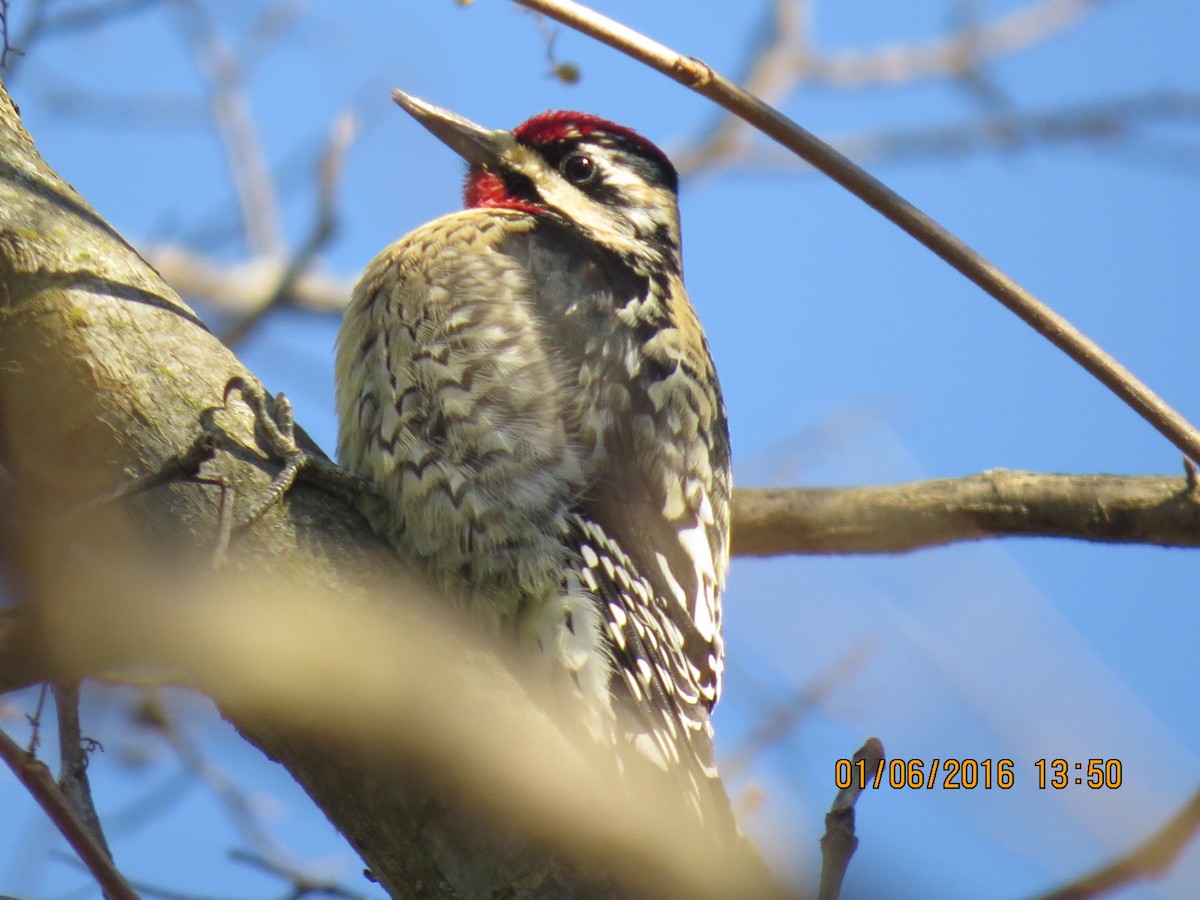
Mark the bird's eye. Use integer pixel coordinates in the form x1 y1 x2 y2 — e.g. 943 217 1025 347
560 152 598 187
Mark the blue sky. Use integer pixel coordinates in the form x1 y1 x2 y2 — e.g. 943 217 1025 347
3 1 1199 897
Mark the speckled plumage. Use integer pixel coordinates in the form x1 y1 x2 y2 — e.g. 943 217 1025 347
335 93 732 830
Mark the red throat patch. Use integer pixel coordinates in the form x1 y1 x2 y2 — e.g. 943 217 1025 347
462 168 544 213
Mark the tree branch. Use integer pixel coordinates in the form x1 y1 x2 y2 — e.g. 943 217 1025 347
145 243 353 315
0 727 138 899
221 109 356 347
172 0 284 257
54 682 113 860
818 737 884 900
731 470 1200 556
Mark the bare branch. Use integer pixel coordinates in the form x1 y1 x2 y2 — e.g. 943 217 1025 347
6 0 167 79
812 0 1111 88
731 470 1200 556
54 682 113 859
228 849 373 900
819 737 884 900
676 0 1112 173
171 0 284 257
34 87 207 128
514 0 1200 469
1036 786 1200 900
0 0 15 68
0 727 139 899
146 244 353 314
222 109 357 346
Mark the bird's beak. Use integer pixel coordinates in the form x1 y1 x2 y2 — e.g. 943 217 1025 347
391 89 513 169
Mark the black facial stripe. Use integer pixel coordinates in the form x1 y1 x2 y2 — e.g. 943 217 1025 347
500 169 540 204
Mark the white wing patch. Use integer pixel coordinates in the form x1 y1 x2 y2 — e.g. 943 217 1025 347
676 520 718 644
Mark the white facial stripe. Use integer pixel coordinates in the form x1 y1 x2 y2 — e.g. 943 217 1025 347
504 142 679 257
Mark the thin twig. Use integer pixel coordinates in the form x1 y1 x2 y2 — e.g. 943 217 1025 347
1036 786 1200 900
54 681 113 859
676 0 1106 173
230 849 374 899
25 683 49 754
36 87 207 128
0 727 140 899
811 0 1108 87
514 0 1200 467
54 854 219 900
0 0 14 68
819 737 884 900
20 0 164 38
148 688 299 877
6 0 165 78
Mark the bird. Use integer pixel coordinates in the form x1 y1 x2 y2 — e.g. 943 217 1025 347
334 90 733 833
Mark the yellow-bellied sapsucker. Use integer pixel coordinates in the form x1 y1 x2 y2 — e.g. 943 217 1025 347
335 91 732 832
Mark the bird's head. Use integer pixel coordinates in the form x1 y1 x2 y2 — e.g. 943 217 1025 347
391 89 682 271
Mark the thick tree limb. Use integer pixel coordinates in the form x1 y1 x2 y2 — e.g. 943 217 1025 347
731 470 1200 556
0 78 774 898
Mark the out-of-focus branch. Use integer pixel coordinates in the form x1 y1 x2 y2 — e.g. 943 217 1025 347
34 86 207 128
676 0 1113 174
5 0 167 80
233 0 313 80
731 470 1200 556
145 244 353 315
222 109 356 346
0 0 14 68
172 0 284 257
149 692 301 879
228 849 373 900
0 727 138 899
1037 786 1200 900
29 560 782 898
723 641 876 778
813 0 1108 87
